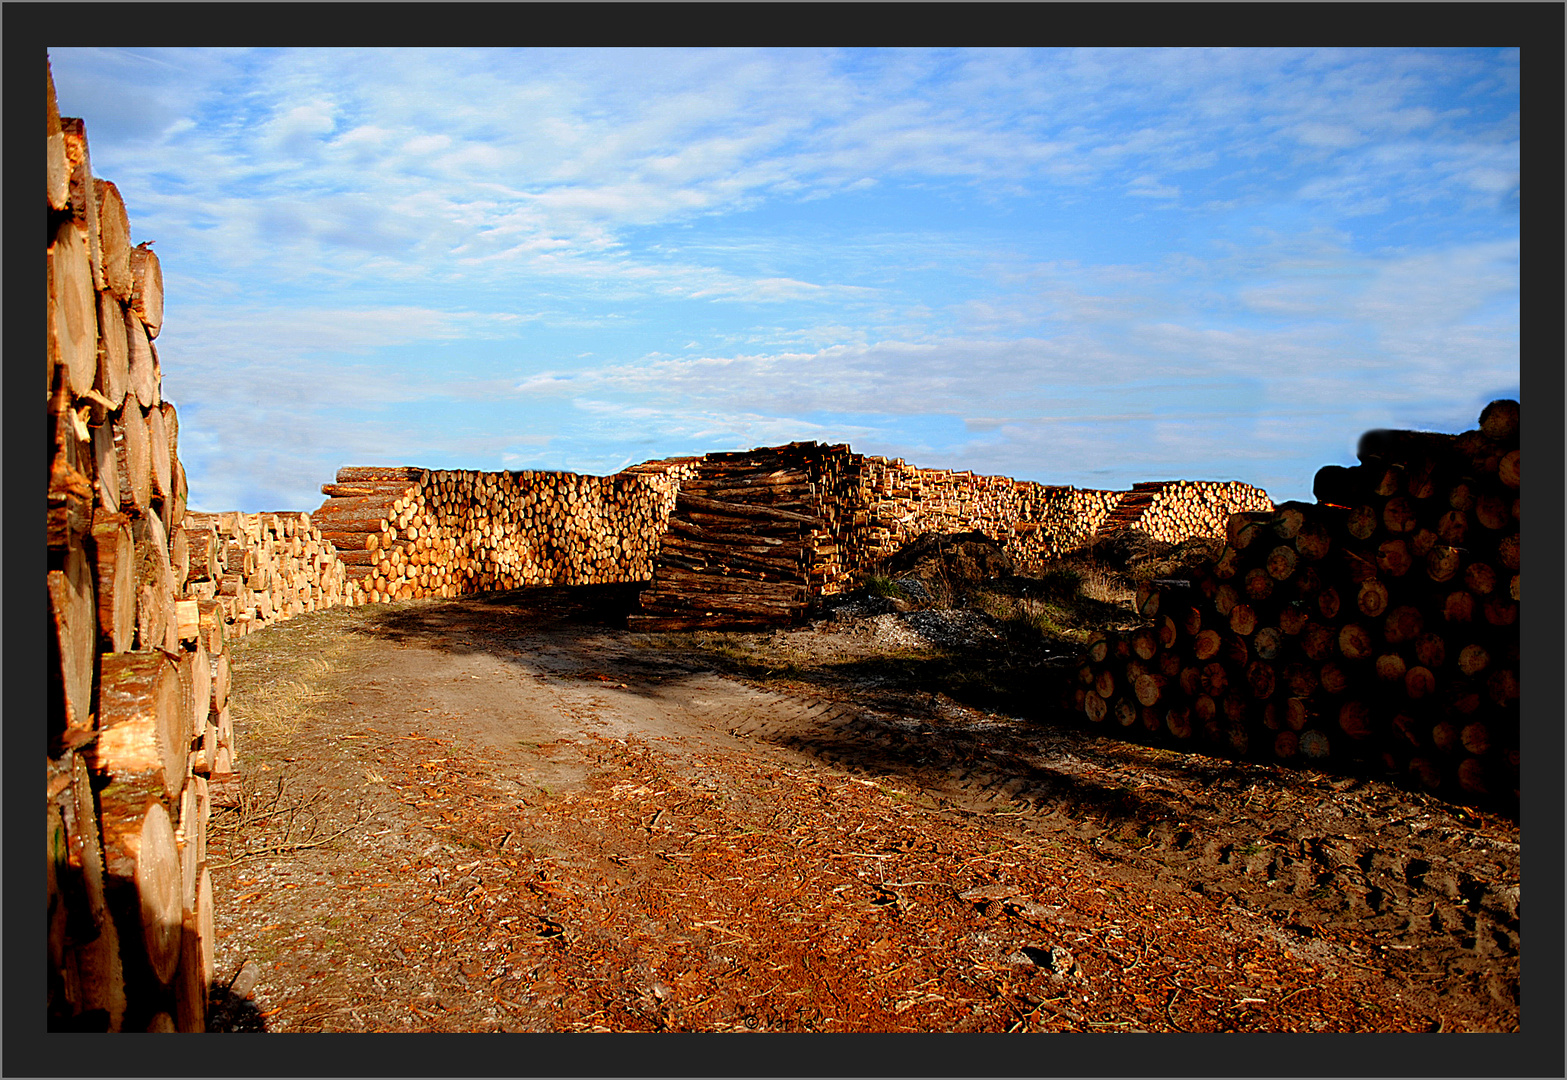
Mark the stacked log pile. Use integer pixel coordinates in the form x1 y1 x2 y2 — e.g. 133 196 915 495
630 444 841 631
633 443 1280 627
182 510 362 636
1071 401 1521 808
311 460 699 604
842 457 1269 574
1093 480 1274 547
47 65 226 1032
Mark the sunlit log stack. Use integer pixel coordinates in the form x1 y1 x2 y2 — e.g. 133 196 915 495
1072 400 1521 807
310 460 700 604
1091 479 1275 547
835 455 1271 576
47 64 225 1033
182 510 360 636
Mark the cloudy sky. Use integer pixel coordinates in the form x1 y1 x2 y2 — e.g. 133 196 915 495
48 47 1519 513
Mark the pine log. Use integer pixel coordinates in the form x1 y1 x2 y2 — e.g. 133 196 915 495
676 491 822 525
319 481 418 498
48 544 97 740
50 218 99 395
60 118 104 287
94 179 134 300
133 505 177 605
114 403 153 511
1478 399 1519 444
176 868 214 1031
47 393 97 553
182 645 212 742
128 245 163 338
46 57 71 209
63 754 128 1030
210 651 230 713
146 404 171 504
94 292 130 411
88 419 120 516
125 311 158 408
100 799 183 989
90 651 185 801
335 466 426 483
91 513 138 653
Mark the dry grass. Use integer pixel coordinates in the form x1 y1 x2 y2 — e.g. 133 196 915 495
1072 562 1135 606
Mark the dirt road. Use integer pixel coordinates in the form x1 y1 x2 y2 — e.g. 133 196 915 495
205 585 1520 1038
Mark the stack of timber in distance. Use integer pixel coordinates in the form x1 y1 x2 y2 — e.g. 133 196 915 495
182 509 360 636
312 459 700 605
1071 399 1520 809
825 451 1273 577
630 443 835 631
632 442 1281 630
46 62 224 1032
1093 480 1275 547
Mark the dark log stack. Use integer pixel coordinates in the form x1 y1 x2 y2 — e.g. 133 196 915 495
1072 401 1521 808
630 444 840 631
47 60 226 1032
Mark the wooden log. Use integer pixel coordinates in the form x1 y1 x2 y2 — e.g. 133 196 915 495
62 755 128 1030
60 117 104 286
1497 449 1520 489
125 311 158 408
1299 729 1331 760
676 491 823 525
91 418 121 515
146 402 172 502
114 403 153 512
101 800 183 990
94 292 130 410
1383 604 1424 645
319 481 418 498
128 244 163 338
90 651 185 801
50 217 99 395
48 543 97 741
91 513 137 653
335 466 426 483
46 57 71 209
47 404 96 554
94 178 134 300
1478 399 1519 444
177 867 214 1030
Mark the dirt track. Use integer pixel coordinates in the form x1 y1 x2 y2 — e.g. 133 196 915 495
205 585 1520 1035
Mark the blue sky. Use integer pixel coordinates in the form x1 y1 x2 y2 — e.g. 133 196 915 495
48 47 1519 513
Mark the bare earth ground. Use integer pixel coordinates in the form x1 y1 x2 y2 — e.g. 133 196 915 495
206 582 1520 1037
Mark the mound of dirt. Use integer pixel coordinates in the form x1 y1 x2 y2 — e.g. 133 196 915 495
1092 529 1225 581
877 531 1014 597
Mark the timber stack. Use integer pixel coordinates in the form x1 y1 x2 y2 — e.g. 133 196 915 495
1092 479 1274 547
182 510 362 636
629 443 840 631
1071 400 1521 808
47 59 226 1032
634 442 1277 628
310 459 698 604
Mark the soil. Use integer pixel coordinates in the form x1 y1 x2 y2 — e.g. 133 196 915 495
204 579 1521 1037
